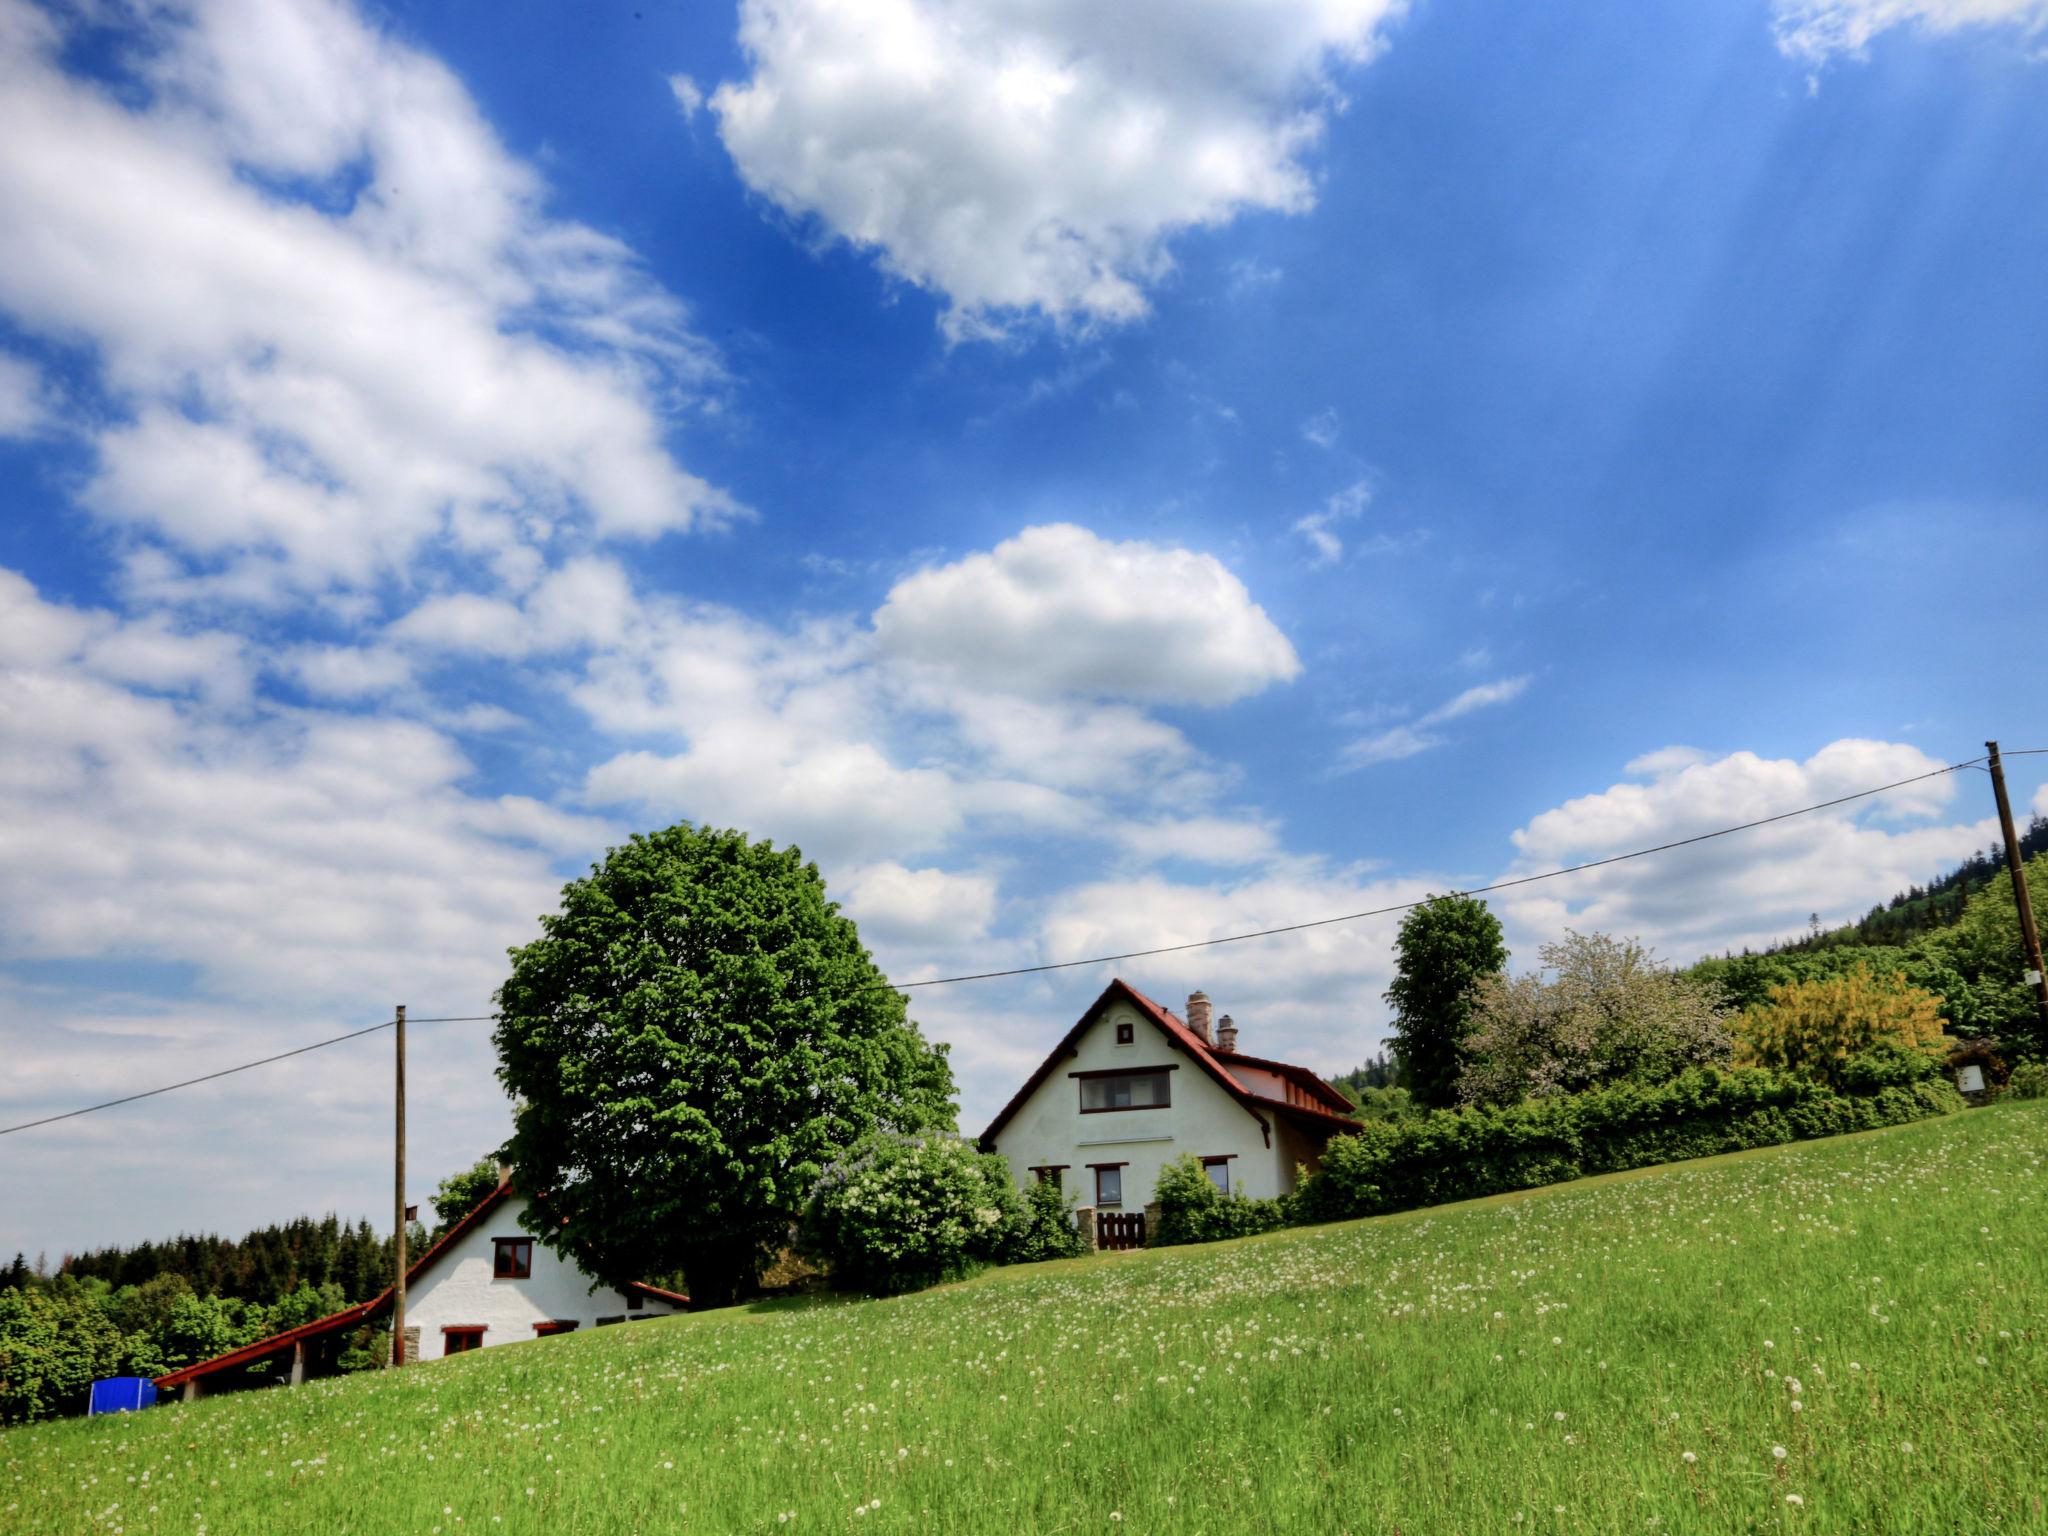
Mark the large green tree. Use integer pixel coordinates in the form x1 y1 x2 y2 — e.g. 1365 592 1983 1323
1383 894 1508 1108
494 825 957 1307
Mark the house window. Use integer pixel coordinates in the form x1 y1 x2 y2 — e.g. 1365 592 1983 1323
1076 1069 1172 1112
1091 1164 1126 1206
627 1289 644 1311
595 1315 626 1327
442 1326 485 1354
1030 1165 1069 1188
532 1320 578 1337
492 1238 533 1279
1114 1020 1135 1044
1202 1156 1234 1195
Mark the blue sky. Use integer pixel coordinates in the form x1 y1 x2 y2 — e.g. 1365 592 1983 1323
2 0 2045 1257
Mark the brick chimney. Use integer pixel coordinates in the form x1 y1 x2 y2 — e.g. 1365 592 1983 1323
1185 991 1213 1046
1216 1014 1238 1054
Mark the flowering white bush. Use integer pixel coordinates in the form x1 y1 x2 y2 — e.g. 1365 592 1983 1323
798 1132 1027 1296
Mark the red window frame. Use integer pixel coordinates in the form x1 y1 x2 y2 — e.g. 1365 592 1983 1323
442 1326 485 1354
532 1320 578 1337
492 1238 533 1279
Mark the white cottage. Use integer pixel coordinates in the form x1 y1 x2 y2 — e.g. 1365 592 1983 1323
978 979 1357 1241
155 1179 687 1399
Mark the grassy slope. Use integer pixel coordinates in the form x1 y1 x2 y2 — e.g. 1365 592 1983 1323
5 1106 2045 1536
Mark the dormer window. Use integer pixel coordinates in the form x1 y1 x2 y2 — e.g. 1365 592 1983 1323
1075 1067 1173 1112
492 1238 533 1279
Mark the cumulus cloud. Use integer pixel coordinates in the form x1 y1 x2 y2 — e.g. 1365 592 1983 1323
711 0 1407 335
874 524 1300 704
0 0 735 606
1034 861 1442 1077
840 861 999 947
1498 739 1993 961
1774 0 2048 61
1337 674 1531 770
0 569 597 1249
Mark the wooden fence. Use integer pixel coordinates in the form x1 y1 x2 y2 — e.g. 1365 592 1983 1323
1097 1210 1146 1251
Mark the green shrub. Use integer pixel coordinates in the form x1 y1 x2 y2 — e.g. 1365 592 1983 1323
1150 1156 1292 1247
2009 1061 2048 1100
1295 1066 1963 1225
798 1132 1025 1298
1008 1178 1090 1264
1837 1039 1945 1093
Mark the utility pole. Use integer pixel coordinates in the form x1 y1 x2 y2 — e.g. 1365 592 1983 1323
1985 743 2048 1034
391 1004 407 1367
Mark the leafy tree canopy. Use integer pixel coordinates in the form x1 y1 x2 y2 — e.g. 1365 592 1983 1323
1458 931 1731 1106
495 825 957 1307
1383 895 1507 1108
429 1158 507 1242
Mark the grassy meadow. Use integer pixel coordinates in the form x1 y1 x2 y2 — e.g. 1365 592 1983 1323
4 1102 2044 1535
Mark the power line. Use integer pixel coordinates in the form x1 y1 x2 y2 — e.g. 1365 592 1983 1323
0 1015 502 1140
887 753 1985 989
0 750 1997 1138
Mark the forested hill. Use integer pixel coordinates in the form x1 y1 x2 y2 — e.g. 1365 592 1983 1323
35 1213 395 1309
1772 812 2048 954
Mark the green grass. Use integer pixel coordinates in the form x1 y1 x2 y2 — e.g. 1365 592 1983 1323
7 1105 2046 1535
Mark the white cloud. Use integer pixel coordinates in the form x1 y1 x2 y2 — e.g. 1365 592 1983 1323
1114 813 1282 867
668 72 705 118
874 524 1300 704
0 0 736 606
0 349 47 437
1292 478 1371 566
1336 674 1531 771
840 861 998 947
1035 861 1441 1075
0 567 610 1251
1300 408 1340 449
711 0 1407 336
1499 739 1992 961
1428 674 1531 722
1774 0 2048 61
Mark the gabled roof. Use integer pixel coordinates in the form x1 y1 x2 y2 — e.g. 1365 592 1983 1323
977 978 1358 1150
153 1180 687 1389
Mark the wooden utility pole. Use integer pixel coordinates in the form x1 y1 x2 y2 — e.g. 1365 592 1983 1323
1985 743 2048 1033
391 1004 407 1367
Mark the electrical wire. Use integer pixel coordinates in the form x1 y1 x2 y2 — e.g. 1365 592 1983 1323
0 750 2007 1138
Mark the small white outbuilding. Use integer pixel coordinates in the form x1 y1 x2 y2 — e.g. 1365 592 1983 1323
154 1179 687 1399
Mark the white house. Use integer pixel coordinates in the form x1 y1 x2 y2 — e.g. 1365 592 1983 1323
154 1180 687 1399
978 979 1357 1241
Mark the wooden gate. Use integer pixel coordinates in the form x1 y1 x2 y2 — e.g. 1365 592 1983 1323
1098 1210 1146 1251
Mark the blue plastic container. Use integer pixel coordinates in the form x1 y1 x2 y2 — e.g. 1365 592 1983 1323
88 1377 158 1415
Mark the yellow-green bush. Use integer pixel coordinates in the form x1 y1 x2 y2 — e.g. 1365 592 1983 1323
1733 969 1947 1090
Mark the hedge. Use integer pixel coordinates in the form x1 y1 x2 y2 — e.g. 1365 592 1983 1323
1291 1065 1963 1226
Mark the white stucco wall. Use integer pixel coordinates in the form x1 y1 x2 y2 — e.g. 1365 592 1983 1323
988 999 1293 1209
405 1195 681 1360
